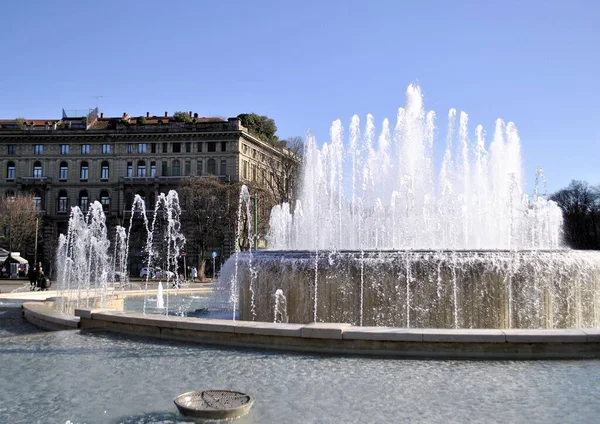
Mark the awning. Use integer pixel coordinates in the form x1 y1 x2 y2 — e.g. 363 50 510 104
2 254 28 264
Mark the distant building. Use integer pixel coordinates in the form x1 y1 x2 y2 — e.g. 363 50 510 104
0 109 288 269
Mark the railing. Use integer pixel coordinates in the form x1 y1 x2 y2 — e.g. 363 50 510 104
119 175 229 183
18 176 52 184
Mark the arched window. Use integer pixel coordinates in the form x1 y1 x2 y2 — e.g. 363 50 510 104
100 161 109 180
220 159 227 176
207 158 216 175
100 190 110 213
80 161 89 180
33 161 42 178
33 189 43 211
79 190 89 213
197 160 203 176
57 190 68 214
172 160 181 176
59 161 68 181
6 161 15 180
125 192 133 209
137 160 146 177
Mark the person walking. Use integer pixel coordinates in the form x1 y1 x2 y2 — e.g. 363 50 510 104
28 265 39 291
191 266 198 282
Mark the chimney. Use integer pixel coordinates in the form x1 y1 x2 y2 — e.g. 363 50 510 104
100 112 104 119
165 111 168 117
146 112 150 118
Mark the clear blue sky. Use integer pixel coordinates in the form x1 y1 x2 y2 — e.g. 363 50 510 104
1 0 598 193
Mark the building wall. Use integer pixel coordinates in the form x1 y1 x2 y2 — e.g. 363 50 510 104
0 116 288 268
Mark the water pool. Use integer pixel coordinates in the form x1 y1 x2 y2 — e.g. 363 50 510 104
1 311 599 423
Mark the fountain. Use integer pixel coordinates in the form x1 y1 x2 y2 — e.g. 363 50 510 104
224 84 600 329
55 190 186 314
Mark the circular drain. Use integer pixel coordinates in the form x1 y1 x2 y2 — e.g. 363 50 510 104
174 390 254 420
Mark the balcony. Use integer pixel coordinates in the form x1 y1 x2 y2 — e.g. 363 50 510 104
18 176 52 185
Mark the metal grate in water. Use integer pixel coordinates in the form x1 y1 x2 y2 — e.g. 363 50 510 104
174 390 254 419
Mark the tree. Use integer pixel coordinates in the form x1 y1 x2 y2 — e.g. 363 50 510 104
263 136 304 205
172 111 193 123
237 113 279 145
550 180 600 249
0 194 40 254
178 177 241 278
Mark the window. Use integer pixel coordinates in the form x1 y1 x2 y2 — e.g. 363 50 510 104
138 143 147 154
7 145 16 155
172 160 181 176
207 158 216 175
242 160 247 179
100 190 110 213
81 144 90 154
101 161 109 180
185 142 191 153
59 162 68 181
79 190 89 213
127 144 134 154
172 143 181 153
33 191 42 211
33 144 44 155
6 162 15 180
60 144 70 154
162 143 168 153
127 161 133 177
58 190 68 214
137 160 146 177
197 160 203 176
33 161 43 178
102 144 111 154
221 141 227 152
197 142 203 153
252 164 257 181
220 159 227 176
150 161 156 177
80 161 89 180
185 160 191 176
207 142 216 152
161 161 168 176
151 143 156 154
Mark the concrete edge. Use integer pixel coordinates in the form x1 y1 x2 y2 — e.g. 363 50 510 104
25 306 600 359
22 302 80 330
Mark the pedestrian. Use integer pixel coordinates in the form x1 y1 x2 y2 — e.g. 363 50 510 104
28 265 39 291
191 266 198 282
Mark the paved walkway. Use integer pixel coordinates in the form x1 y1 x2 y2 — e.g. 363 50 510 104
0 277 214 297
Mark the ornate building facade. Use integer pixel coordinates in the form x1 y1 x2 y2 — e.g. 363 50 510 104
0 109 288 271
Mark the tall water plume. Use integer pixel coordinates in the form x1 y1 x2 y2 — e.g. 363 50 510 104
268 84 563 250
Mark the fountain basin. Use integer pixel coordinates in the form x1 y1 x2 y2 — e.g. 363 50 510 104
227 250 600 329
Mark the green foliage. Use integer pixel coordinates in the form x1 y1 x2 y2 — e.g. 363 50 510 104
15 117 25 129
172 111 193 123
237 113 279 145
137 116 147 125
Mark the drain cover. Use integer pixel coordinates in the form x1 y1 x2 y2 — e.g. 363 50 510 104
174 390 254 419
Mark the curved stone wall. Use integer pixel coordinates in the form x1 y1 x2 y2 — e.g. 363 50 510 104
226 250 600 329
